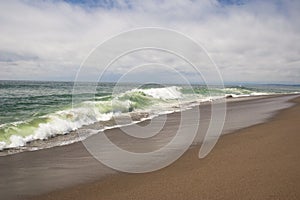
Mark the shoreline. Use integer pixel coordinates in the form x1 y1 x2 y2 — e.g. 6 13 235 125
0 93 296 156
29 95 300 200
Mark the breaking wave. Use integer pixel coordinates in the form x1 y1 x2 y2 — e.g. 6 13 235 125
0 84 298 151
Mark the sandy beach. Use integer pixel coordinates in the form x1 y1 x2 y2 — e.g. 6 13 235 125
24 95 300 200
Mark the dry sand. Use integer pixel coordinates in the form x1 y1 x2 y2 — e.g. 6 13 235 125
30 96 300 200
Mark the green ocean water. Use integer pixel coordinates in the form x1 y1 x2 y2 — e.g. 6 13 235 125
0 80 299 150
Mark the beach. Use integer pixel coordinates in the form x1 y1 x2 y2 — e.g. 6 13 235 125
1 95 299 199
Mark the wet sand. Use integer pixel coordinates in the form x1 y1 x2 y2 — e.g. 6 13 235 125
0 95 299 199
29 96 300 200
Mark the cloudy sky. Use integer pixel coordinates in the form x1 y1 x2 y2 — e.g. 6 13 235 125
0 0 299 84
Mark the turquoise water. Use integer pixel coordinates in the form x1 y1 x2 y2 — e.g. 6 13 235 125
0 80 299 150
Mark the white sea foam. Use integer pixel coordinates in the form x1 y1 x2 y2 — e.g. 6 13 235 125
8 135 26 148
135 86 182 100
0 141 6 150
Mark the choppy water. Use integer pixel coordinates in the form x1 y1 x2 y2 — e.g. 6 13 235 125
0 80 299 150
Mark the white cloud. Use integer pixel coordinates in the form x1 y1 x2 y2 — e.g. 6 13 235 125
0 0 299 83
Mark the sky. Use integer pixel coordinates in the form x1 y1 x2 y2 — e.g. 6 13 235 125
0 0 299 84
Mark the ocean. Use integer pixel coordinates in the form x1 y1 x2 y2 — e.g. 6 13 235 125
0 80 299 151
